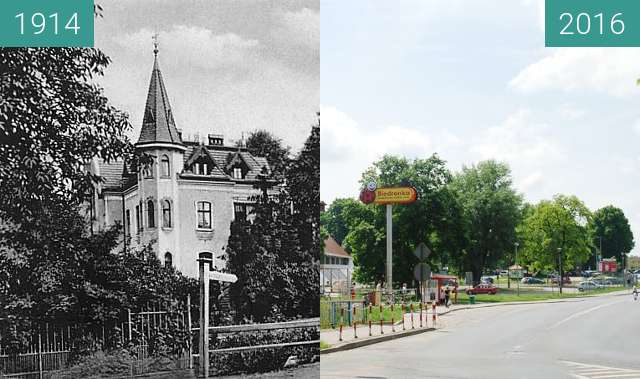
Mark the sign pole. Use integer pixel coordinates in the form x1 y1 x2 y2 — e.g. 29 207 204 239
198 253 212 379
386 203 393 302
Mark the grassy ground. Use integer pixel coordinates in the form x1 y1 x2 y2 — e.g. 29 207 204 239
320 340 331 350
455 286 625 303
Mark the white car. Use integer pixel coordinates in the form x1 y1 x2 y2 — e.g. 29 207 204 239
578 281 604 292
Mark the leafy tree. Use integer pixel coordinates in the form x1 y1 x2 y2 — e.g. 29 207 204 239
0 48 133 222
449 160 523 284
321 198 374 245
0 202 196 352
226 124 319 322
518 195 592 293
243 130 291 179
345 154 465 286
588 205 634 268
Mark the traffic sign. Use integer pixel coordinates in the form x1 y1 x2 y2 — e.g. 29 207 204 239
210 271 238 283
413 242 431 261
414 263 431 282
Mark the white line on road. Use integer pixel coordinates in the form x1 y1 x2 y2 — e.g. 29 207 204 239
562 360 640 379
548 300 625 329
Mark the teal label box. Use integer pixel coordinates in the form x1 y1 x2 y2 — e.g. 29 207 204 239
0 0 94 47
546 0 640 47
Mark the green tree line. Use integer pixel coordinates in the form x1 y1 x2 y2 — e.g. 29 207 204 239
321 155 635 286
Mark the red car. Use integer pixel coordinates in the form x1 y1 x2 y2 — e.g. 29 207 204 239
466 284 498 295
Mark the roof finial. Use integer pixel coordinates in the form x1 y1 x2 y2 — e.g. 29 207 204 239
152 32 159 56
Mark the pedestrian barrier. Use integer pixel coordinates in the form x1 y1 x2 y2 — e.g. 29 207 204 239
353 306 358 339
368 304 372 336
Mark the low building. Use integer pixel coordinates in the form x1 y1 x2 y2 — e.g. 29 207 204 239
320 236 353 294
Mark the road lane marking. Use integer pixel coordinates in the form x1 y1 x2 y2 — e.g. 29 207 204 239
562 361 640 379
548 300 625 329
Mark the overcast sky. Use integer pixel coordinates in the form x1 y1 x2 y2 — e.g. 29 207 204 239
95 0 318 151
321 0 640 255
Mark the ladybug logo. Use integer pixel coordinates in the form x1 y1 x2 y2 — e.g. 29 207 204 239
360 188 376 204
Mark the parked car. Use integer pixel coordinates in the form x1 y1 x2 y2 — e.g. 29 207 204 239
582 270 598 278
521 277 545 284
550 276 571 284
466 284 498 295
481 276 494 284
578 281 604 291
499 270 509 276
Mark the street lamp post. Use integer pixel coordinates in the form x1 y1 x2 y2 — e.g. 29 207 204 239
515 242 520 296
557 247 563 295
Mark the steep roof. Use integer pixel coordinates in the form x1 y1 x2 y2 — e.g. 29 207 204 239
181 144 270 181
97 160 124 190
136 52 183 146
323 236 351 258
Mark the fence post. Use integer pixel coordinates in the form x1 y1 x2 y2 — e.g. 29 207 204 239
198 252 212 379
127 309 132 341
368 304 372 336
38 333 43 379
432 302 436 328
391 304 395 332
187 293 193 370
410 303 414 329
339 307 343 342
353 306 357 339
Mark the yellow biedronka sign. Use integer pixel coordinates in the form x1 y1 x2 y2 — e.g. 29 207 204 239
374 187 417 205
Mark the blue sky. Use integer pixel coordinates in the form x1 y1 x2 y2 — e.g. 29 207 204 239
321 0 640 255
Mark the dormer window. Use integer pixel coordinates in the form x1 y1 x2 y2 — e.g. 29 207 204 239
195 162 208 175
233 167 243 179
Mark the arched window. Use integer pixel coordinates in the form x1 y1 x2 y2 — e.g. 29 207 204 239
161 155 170 177
197 201 211 229
164 252 172 268
143 161 154 178
147 200 155 228
162 200 172 228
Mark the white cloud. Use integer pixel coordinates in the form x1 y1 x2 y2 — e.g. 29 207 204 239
280 8 319 51
510 48 640 96
321 106 461 202
117 26 259 71
472 109 563 163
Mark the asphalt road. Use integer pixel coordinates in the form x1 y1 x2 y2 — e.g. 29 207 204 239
321 292 640 379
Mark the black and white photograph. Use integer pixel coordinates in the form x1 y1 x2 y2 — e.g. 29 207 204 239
0 1 319 378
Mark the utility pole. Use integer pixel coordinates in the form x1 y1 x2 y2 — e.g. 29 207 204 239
598 236 603 271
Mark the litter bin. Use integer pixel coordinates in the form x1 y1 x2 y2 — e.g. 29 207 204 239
469 295 476 304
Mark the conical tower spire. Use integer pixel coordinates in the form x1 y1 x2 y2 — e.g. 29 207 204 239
136 37 183 147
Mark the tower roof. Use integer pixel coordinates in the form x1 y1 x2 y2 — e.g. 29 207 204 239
136 48 183 147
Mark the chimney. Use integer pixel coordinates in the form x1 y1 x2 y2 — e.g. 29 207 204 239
208 134 224 146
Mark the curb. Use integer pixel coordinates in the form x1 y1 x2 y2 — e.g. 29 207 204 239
320 327 436 355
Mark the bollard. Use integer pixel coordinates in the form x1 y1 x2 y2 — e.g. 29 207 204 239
353 306 358 339
380 304 384 335
391 304 395 332
368 304 372 336
339 307 344 342
410 303 414 329
432 302 437 328
401 303 405 331
419 302 423 328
